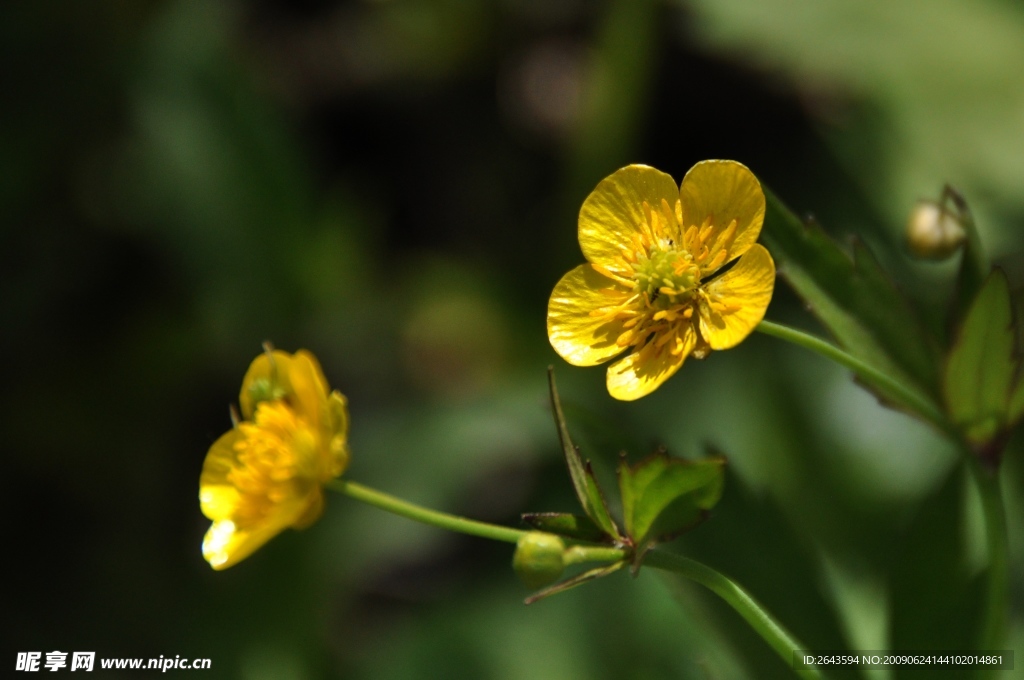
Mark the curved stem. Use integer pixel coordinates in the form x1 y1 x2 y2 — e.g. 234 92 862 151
756 320 947 429
967 457 1009 679
644 550 826 680
332 479 818 677
328 479 530 544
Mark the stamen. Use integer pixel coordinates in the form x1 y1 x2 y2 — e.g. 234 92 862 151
705 249 727 271
719 219 737 247
698 218 713 243
659 198 678 237
683 225 698 250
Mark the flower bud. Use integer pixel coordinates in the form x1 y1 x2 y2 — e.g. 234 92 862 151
906 200 965 260
513 532 566 589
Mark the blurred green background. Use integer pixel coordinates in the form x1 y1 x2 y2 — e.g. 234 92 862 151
4 0 1023 678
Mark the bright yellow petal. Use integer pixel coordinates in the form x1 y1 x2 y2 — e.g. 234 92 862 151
239 350 296 420
606 326 696 400
292 488 325 529
201 497 309 570
239 349 331 425
699 244 775 350
199 429 243 520
286 350 331 429
579 165 680 271
679 160 764 267
324 391 351 479
548 264 634 366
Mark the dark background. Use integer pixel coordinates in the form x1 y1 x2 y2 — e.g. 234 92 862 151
4 0 1023 678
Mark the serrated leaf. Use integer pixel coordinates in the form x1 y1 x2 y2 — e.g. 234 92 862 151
523 561 625 605
944 270 1017 444
547 369 621 539
521 513 609 543
762 189 942 414
617 452 725 549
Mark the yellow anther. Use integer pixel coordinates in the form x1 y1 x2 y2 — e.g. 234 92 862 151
698 218 713 242
683 225 698 249
616 329 635 347
719 219 737 246
705 249 728 271
660 198 678 233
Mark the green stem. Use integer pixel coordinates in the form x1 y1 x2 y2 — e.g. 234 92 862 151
328 479 529 544
644 550 825 680
564 545 627 565
967 457 1009 679
332 479 819 678
756 319 946 429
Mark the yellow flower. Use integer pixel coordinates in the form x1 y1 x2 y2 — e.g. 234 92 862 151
548 161 775 400
199 348 350 569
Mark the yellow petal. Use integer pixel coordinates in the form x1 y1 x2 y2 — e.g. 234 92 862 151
201 497 309 570
199 429 243 520
605 326 696 400
325 391 351 478
579 165 680 271
699 244 775 350
286 350 331 429
292 488 325 529
679 160 764 267
239 349 330 424
548 264 633 366
239 350 295 420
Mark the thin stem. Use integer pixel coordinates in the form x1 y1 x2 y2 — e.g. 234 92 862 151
332 479 819 678
967 457 1009 679
644 550 825 680
756 319 947 429
328 479 529 544
564 545 627 565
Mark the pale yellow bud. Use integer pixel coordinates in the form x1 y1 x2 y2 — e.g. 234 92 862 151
906 201 966 260
512 532 566 589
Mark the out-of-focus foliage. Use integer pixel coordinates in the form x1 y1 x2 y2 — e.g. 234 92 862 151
3 0 1023 679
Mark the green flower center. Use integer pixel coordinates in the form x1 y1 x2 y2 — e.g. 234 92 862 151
632 245 701 303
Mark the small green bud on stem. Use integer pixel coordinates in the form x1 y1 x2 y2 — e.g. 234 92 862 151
513 532 566 589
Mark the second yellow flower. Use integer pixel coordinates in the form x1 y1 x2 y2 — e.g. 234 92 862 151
547 161 775 400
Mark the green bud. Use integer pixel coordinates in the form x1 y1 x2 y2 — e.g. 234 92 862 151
513 532 566 589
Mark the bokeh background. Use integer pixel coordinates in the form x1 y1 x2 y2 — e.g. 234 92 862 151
4 0 1024 678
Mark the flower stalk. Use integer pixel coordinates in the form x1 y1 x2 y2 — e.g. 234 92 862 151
643 550 826 680
330 478 822 679
967 456 1009 678
755 320 947 430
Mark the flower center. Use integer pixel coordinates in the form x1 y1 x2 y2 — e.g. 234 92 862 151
632 244 701 304
228 400 319 523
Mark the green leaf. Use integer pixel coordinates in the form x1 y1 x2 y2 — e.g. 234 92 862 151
547 369 621 539
521 513 609 543
617 451 725 549
1010 379 1024 426
523 561 625 605
762 189 942 412
944 270 1017 444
